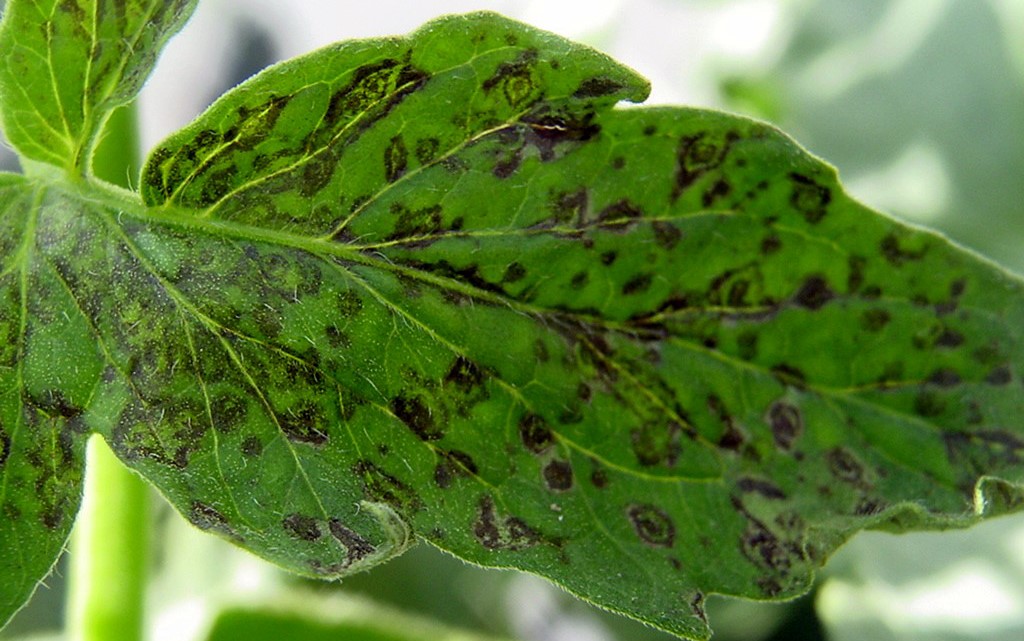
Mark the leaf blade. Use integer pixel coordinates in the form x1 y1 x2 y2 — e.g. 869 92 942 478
0 176 89 628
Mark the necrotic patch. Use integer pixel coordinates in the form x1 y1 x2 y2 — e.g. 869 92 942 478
283 513 322 541
793 275 834 310
626 503 676 548
826 447 867 486
0 423 9 468
474 495 502 549
391 394 443 441
353 460 421 512
384 136 409 183
444 356 486 392
189 501 230 532
737 477 787 500
766 401 802 451
482 49 540 108
788 172 831 223
519 413 554 454
278 401 329 446
543 459 574 491
209 392 247 434
329 518 377 564
434 449 479 489
240 435 263 458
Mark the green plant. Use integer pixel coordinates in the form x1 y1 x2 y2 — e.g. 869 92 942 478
1 2 1022 640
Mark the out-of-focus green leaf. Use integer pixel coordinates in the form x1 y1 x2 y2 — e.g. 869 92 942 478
818 513 1024 641
204 595 518 641
0 0 196 172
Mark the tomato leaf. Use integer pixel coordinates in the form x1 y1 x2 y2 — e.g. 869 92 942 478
1 10 1023 640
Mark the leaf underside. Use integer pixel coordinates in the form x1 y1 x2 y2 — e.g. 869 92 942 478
2 8 1024 640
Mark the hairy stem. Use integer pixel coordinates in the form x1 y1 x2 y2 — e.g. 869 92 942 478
67 104 150 641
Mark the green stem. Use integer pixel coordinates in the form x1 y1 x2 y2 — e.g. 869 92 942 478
67 437 151 641
66 103 150 641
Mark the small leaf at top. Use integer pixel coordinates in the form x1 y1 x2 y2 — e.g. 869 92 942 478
0 0 196 172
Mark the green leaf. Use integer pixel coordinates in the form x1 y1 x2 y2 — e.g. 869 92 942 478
0 175 89 628
2 10 1024 641
0 0 196 173
203 594 518 641
133 11 1020 637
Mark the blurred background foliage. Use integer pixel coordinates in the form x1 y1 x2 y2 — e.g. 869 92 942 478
1 1 1023 640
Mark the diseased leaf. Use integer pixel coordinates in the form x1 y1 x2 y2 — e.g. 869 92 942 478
1 10 1024 641
0 0 196 172
0 176 89 628
134 12 1022 638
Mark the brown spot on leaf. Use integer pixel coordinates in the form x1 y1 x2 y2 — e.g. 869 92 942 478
771 364 806 388
189 501 229 532
414 137 440 164
915 391 946 418
672 131 734 200
622 273 653 296
626 503 676 548
826 447 867 486
570 271 589 290
760 234 782 255
434 449 479 489
445 356 486 392
473 495 540 551
789 172 832 223
631 421 684 468
502 262 527 283
702 179 732 207
0 424 9 468
928 368 962 387
986 365 1012 386
279 402 328 446
738 477 787 500
240 436 262 458
353 460 421 512
329 519 377 564
550 188 588 225
794 275 834 310
861 308 891 332
391 394 442 441
482 49 539 108
283 513 322 541
384 135 408 183
519 413 554 454
210 393 247 434
652 221 683 250
767 401 802 450
336 290 364 317
543 459 574 491
573 76 625 98
881 232 928 266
